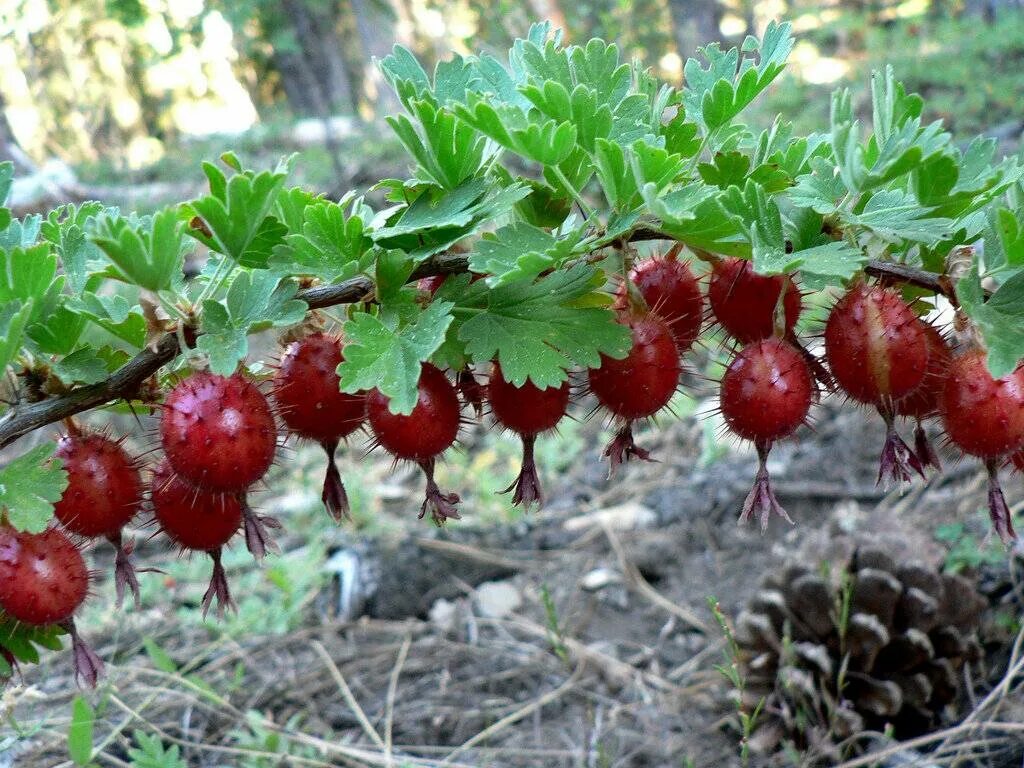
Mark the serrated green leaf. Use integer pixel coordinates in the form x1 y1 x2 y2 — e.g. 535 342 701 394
91 208 186 291
66 293 146 348
197 271 306 375
387 99 488 189
53 348 109 385
843 189 954 244
457 264 631 388
374 180 529 260
338 301 454 414
455 95 577 166
687 21 792 133
470 222 580 287
40 202 108 294
68 696 94 766
127 730 188 768
271 197 374 281
0 214 42 251
959 261 1024 378
187 161 289 267
0 444 68 533
0 300 32 372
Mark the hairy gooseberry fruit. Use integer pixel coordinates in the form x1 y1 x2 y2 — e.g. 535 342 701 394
368 363 462 525
589 312 681 471
941 349 1024 544
720 338 814 530
708 257 802 343
274 332 365 520
0 525 102 686
894 324 951 471
151 459 243 617
488 362 570 508
54 429 143 607
825 284 929 486
628 248 704 353
161 371 277 492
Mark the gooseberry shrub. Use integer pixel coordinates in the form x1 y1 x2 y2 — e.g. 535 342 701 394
0 21 1023 687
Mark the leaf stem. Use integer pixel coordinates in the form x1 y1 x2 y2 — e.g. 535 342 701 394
550 166 595 220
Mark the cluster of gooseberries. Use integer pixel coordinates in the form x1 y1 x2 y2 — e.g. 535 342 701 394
2 247 1022 687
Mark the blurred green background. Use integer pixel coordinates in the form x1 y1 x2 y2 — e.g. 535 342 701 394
3 0 1024 208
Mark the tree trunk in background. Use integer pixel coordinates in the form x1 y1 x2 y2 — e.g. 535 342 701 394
350 0 401 115
0 93 31 171
667 0 722 61
273 0 355 117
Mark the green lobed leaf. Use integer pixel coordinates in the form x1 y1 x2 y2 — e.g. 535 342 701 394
91 208 186 292
186 159 290 267
0 444 68 533
469 221 581 287
457 264 632 389
127 731 188 768
0 300 32 373
270 196 374 281
338 300 454 415
959 260 1024 378
52 348 109 386
197 271 307 376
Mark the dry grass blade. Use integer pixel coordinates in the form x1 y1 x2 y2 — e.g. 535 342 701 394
601 520 708 631
384 633 412 767
311 639 387 751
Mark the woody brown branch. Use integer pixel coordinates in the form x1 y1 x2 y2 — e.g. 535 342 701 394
0 234 959 451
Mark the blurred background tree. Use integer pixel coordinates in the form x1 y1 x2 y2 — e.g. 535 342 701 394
1 0 1023 187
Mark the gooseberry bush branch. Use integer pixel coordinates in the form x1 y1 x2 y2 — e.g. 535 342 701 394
1 20 1023 688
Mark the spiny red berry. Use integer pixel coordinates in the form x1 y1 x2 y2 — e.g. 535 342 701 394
720 338 813 444
151 459 242 618
150 459 242 552
895 324 951 471
0 526 102 686
589 313 680 469
274 333 365 444
589 315 680 421
628 254 704 352
719 338 813 531
0 526 88 625
368 363 462 524
942 349 1024 545
824 284 928 405
368 363 460 462
161 371 277 492
489 364 570 438
708 257 802 343
274 333 365 520
488 363 570 508
53 430 145 608
941 350 1024 460
825 284 930 485
54 433 141 538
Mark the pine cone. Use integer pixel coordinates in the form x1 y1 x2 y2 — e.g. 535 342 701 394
733 546 985 764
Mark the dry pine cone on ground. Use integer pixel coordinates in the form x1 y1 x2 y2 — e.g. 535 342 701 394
733 546 986 764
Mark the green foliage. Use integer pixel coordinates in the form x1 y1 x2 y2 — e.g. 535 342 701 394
127 731 188 768
68 696 95 766
0 445 69 533
0 613 65 675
